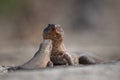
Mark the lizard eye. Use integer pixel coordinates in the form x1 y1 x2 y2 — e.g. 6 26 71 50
44 28 49 33
44 24 53 33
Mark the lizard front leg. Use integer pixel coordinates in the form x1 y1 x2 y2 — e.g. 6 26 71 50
63 53 74 65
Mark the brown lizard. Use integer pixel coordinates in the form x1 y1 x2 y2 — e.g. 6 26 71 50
8 39 53 71
43 24 102 66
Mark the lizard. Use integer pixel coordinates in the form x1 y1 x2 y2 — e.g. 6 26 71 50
43 24 102 66
8 39 53 71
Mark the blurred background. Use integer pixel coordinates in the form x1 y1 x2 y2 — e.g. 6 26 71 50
0 0 120 65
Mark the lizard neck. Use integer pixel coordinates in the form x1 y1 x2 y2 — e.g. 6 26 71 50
52 39 66 55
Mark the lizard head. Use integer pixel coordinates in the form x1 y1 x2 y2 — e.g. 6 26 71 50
43 24 64 42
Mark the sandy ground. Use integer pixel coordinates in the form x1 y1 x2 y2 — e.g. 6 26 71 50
0 61 120 80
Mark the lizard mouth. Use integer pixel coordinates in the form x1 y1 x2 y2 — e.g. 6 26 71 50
54 24 63 32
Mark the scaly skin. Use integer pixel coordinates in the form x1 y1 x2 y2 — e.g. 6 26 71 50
43 24 74 65
8 40 53 71
43 24 102 66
